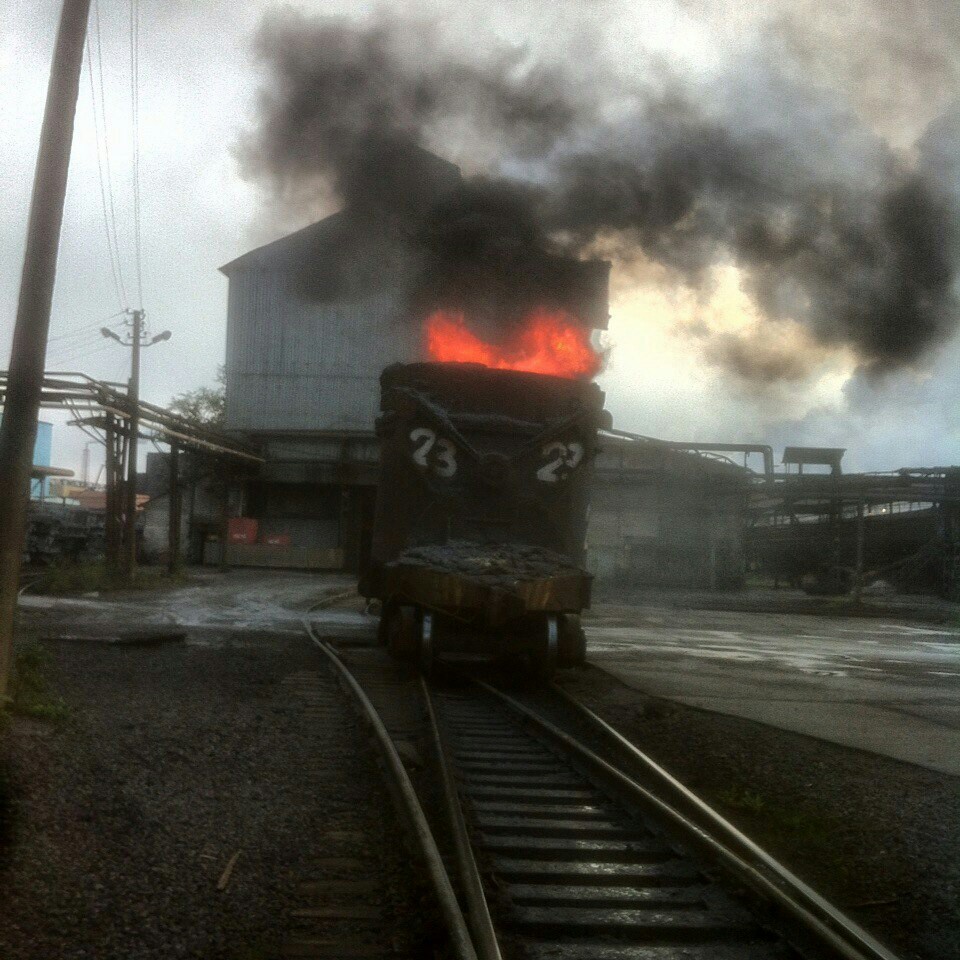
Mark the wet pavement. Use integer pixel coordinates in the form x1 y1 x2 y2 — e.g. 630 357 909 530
19 569 378 646
19 571 960 775
585 603 960 775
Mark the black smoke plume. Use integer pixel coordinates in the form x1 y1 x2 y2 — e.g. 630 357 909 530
239 9 960 377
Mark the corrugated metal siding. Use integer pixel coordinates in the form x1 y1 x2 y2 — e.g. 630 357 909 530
225 266 422 433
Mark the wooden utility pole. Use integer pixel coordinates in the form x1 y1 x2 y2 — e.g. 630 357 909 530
0 0 91 699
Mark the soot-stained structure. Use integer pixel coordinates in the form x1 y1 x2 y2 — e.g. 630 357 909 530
219 149 749 584
218 156 613 573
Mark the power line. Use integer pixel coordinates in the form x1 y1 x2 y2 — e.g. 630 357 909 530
85 0 128 310
48 328 102 348
47 338 117 368
48 312 126 343
85 31 124 310
130 0 144 308
94 0 128 306
46 334 103 360
48 334 110 360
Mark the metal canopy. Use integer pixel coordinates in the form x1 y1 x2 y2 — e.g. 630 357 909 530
782 446 846 469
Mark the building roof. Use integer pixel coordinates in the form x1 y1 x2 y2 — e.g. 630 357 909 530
219 140 613 329
220 211 347 276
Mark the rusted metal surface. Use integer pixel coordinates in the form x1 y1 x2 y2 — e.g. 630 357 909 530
302 616 479 960
365 363 606 618
0 372 262 462
748 467 960 594
420 677 504 960
381 564 590 623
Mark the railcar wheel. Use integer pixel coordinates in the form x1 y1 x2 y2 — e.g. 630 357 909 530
557 613 586 667
419 611 435 678
387 605 418 660
531 615 559 681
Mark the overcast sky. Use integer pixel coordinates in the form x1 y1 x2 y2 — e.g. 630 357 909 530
2 0 959 480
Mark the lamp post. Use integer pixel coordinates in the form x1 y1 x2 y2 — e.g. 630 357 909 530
102 311 171 581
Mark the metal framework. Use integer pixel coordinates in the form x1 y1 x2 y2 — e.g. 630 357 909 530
0 371 262 573
748 468 960 598
605 429 960 596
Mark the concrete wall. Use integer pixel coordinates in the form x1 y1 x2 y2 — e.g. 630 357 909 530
586 441 747 589
141 492 189 562
141 452 223 564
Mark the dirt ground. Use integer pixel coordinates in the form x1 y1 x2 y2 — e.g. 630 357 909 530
4 569 958 959
0 619 430 960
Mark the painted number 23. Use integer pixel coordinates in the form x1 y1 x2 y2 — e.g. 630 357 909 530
410 427 457 478
537 441 584 482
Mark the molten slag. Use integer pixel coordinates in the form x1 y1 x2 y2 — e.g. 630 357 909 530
425 308 601 379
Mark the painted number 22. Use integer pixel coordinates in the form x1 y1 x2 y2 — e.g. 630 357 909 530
537 441 584 482
410 427 457 478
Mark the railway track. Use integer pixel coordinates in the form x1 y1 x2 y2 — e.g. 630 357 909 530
304 619 900 960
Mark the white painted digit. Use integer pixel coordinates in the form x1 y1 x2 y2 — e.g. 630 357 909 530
537 442 567 482
410 427 457 477
410 427 435 467
434 438 457 477
566 442 584 468
537 441 585 482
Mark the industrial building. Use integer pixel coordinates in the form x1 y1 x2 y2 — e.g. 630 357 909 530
212 154 750 587
220 166 607 568
218 209 413 571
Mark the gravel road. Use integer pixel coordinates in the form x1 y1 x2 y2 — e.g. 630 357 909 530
0 631 428 960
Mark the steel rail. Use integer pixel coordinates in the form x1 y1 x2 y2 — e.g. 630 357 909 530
546 682 900 959
420 677 502 960
301 615 478 960
475 679 900 960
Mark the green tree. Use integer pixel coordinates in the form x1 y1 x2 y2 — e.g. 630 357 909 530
170 365 226 426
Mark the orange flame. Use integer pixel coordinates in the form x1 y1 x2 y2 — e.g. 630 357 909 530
425 309 601 379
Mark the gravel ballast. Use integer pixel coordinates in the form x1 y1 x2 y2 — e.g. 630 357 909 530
556 664 960 960
0 631 429 960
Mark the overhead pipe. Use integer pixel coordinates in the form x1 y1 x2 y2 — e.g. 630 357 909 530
606 427 775 481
